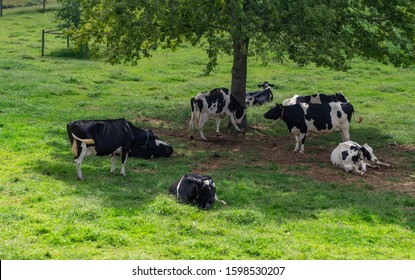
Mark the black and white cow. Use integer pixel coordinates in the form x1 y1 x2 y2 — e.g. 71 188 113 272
169 173 227 210
264 102 358 153
331 141 394 176
282 92 349 105
67 118 167 180
245 81 275 106
189 88 246 141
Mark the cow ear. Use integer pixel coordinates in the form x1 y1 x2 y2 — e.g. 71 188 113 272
270 84 275 87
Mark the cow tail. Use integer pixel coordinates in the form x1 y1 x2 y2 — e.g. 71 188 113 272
353 111 363 123
67 122 77 158
189 97 200 128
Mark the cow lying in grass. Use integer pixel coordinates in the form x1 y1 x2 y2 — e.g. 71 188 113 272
169 173 227 210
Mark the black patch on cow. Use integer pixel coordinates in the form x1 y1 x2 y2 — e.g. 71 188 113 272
351 154 360 164
304 103 333 131
205 88 227 113
341 151 350 160
360 147 372 161
340 103 354 122
335 92 348 103
337 111 342 119
294 96 311 104
349 144 359 151
228 93 244 112
264 104 308 133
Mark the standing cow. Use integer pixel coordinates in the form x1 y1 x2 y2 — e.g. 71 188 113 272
331 141 394 176
169 173 227 210
264 102 359 153
67 118 167 180
189 88 246 141
282 92 349 105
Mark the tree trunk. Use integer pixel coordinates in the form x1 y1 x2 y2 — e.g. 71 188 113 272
231 37 249 130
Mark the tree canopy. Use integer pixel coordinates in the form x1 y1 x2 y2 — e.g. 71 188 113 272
65 0 415 108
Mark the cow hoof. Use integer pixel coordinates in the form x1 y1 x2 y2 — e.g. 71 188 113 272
77 177 84 181
201 138 208 142
189 135 194 140
216 133 222 137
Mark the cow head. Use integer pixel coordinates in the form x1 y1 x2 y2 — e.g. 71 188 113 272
130 137 173 158
360 143 377 163
258 81 275 89
335 92 349 103
190 175 217 210
233 105 246 125
263 104 283 120
245 96 256 106
139 130 173 156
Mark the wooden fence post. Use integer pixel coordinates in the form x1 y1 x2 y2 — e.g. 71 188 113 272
1 0 3 17
41 29 45 56
43 0 46 13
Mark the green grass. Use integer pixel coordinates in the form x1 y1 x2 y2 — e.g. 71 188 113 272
1 5 415 260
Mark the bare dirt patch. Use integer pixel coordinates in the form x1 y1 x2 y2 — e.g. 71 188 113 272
155 126 415 197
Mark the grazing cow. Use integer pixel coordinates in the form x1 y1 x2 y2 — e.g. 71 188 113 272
264 102 359 153
129 141 173 159
189 88 246 141
67 118 165 180
282 92 349 106
169 173 227 210
246 81 275 106
331 141 394 176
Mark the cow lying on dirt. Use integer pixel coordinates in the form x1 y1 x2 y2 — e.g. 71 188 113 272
331 141 394 176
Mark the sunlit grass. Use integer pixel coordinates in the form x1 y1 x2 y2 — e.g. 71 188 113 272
0 5 414 260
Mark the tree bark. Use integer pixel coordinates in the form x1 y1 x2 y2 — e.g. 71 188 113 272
231 37 249 130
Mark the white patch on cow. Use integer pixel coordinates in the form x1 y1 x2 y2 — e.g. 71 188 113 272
282 95 299 106
176 175 185 199
155 139 168 147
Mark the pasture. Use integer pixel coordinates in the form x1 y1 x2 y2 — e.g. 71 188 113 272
0 4 414 260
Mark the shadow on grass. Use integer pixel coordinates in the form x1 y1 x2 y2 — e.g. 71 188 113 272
29 123 415 232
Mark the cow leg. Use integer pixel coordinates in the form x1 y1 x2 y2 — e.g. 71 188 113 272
228 115 242 132
214 194 227 206
110 154 117 174
360 161 367 173
293 133 306 153
198 113 208 141
189 112 196 139
366 162 380 169
375 160 394 168
293 135 301 153
75 142 88 180
341 128 350 141
120 151 128 177
299 133 306 153
215 118 222 136
349 162 365 176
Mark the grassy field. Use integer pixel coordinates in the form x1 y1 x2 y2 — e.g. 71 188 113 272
0 5 414 260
